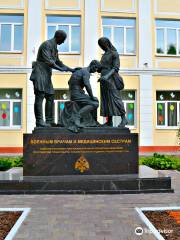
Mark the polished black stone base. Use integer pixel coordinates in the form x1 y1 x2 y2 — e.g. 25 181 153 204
0 175 173 194
14 127 173 194
24 127 138 176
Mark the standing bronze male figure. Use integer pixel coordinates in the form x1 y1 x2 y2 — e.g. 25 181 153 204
30 30 80 127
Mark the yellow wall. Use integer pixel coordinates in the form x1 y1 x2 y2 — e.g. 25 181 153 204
0 55 23 66
59 56 83 68
156 0 180 14
121 56 137 69
154 130 179 146
0 74 27 147
102 0 136 12
46 0 81 10
153 76 180 146
0 0 23 8
52 73 70 89
156 59 180 69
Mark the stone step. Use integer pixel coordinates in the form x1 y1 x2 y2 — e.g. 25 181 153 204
0 168 23 181
0 175 173 194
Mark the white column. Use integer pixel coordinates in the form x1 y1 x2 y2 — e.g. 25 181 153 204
138 0 153 68
84 0 99 66
26 0 43 132
140 75 153 146
84 0 99 97
138 0 153 146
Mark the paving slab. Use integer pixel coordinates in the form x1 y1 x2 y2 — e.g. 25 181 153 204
0 170 178 240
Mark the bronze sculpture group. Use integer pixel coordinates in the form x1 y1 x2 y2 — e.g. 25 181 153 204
30 30 128 130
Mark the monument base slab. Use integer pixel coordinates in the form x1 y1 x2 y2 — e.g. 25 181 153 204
0 175 173 194
0 127 173 194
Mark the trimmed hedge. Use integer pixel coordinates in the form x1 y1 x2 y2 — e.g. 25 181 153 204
139 153 180 171
0 157 23 171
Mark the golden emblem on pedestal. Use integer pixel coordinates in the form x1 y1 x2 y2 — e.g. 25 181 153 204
75 155 89 173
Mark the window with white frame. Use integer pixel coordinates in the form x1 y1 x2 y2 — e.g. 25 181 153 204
0 15 24 52
0 89 22 128
102 18 136 55
122 90 136 126
47 15 81 53
156 19 180 55
156 91 180 128
113 90 136 127
54 89 70 123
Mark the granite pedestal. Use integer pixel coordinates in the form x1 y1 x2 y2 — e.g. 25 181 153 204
0 127 173 194
24 127 138 176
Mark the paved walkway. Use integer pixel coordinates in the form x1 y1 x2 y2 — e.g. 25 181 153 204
0 170 179 240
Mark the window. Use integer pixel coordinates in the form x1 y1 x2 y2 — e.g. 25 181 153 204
156 20 180 55
0 89 22 128
156 91 180 128
122 91 136 127
102 18 136 55
0 15 24 52
113 90 136 128
47 16 81 53
54 90 70 123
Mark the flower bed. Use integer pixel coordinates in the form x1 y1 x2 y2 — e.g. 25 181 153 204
0 212 22 240
0 208 30 240
144 210 180 240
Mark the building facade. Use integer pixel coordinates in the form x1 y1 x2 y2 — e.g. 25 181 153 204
0 0 179 153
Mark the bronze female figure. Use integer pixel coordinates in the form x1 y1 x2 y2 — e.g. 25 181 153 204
98 37 128 127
